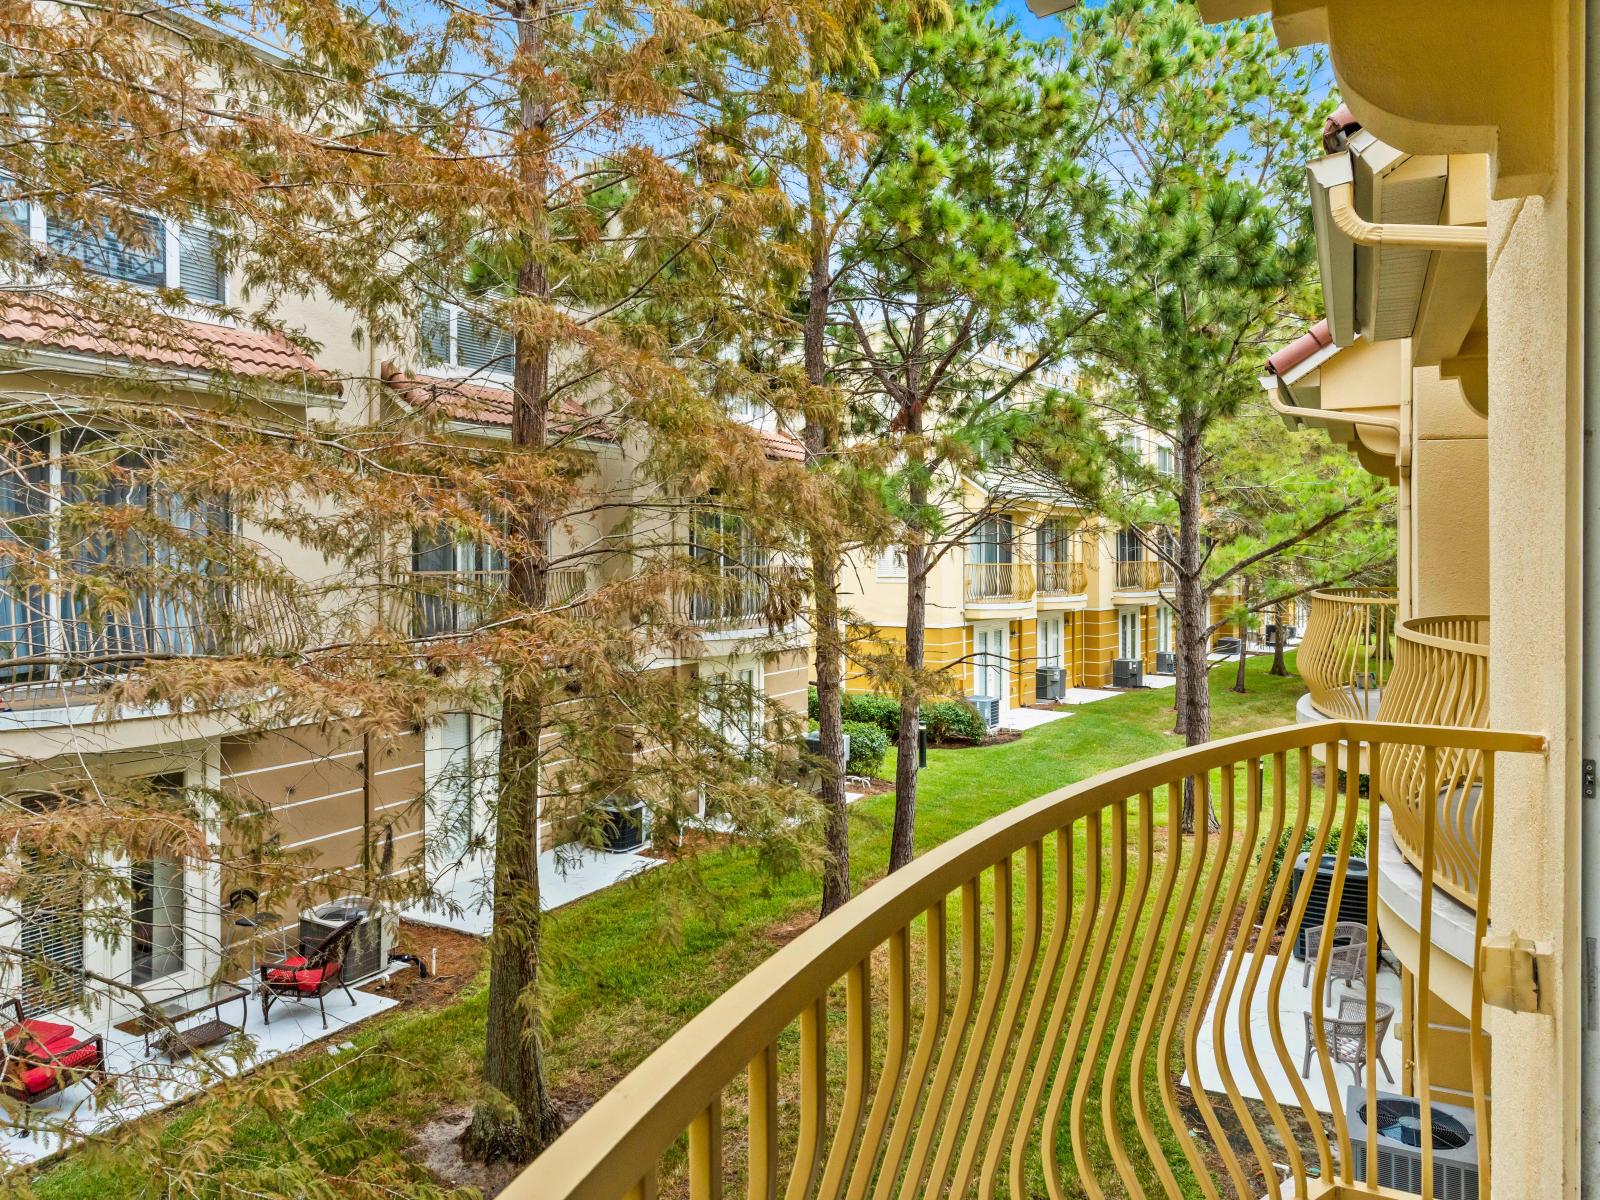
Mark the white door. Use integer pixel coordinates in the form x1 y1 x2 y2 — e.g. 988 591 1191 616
1039 615 1063 669
974 623 1008 710
1118 608 1141 661
1157 606 1174 654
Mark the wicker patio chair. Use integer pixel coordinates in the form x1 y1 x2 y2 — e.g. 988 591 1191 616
1302 996 1395 1084
1301 920 1369 1003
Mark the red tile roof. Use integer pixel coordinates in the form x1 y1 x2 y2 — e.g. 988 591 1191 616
1265 318 1334 378
0 295 338 392
381 363 613 441
759 427 806 462
383 363 807 460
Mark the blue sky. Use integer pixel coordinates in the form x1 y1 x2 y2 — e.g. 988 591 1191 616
992 0 1067 40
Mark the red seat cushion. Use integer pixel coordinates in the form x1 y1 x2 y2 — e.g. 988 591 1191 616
266 957 341 994
10 1031 99 1094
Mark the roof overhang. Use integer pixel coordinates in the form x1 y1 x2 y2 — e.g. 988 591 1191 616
1264 330 1406 484
1308 132 1486 366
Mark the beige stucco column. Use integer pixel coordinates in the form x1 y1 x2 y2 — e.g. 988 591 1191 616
1483 5 1583 1191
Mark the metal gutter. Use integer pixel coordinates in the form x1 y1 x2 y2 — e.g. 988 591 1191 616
1326 182 1489 252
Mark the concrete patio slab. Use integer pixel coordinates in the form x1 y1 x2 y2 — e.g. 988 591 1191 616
1 968 402 1168
1185 947 1404 1116
404 844 661 937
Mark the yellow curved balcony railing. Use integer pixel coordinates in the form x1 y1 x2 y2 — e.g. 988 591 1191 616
1113 558 1165 591
1297 588 1398 719
964 561 1035 603
1375 615 1490 908
524 721 1542 1200
1036 560 1087 597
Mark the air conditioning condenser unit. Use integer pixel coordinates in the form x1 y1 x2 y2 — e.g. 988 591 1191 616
1035 667 1066 701
965 695 1000 730
1346 1087 1479 1200
301 897 395 984
1155 650 1177 675
1112 658 1143 688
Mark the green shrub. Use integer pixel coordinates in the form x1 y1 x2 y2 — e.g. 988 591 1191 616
841 693 901 737
921 699 986 745
841 720 889 776
807 685 818 721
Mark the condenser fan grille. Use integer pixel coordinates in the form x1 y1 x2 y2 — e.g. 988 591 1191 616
1359 1099 1472 1151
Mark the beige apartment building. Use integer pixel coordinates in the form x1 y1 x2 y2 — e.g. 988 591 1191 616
0 225 809 1020
530 3 1598 1199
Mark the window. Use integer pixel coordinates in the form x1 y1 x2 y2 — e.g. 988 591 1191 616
419 301 514 375
968 516 1014 565
974 624 1007 702
131 858 185 984
1157 605 1174 653
1116 527 1143 563
426 711 498 865
1036 518 1073 563
35 210 226 303
701 660 764 754
876 545 907 580
1155 443 1175 476
48 211 166 288
15 818 84 1016
411 528 506 637
0 431 229 685
691 506 766 624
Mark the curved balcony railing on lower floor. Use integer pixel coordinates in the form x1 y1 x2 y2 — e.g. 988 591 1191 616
523 721 1543 1200
1035 560 1087 597
1298 588 1398 719
1375 615 1490 908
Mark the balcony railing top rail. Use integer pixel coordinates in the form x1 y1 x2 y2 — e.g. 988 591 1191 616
964 560 1035 603
1376 614 1490 908
523 720 1543 1200
1298 587 1399 719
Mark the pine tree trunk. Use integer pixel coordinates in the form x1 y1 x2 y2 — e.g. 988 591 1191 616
1269 614 1288 676
1232 633 1248 693
462 0 564 1163
1175 416 1217 834
804 130 849 918
890 534 926 873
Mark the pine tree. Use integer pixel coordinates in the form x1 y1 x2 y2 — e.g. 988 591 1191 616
835 2 1108 872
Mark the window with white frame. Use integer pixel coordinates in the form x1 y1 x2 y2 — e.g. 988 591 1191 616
7 199 228 304
1155 443 1175 476
701 660 764 754
876 544 907 580
1157 605 1174 653
411 527 507 637
419 300 514 375
426 711 499 865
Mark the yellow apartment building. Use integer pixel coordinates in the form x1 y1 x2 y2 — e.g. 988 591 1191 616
528 3 1595 1199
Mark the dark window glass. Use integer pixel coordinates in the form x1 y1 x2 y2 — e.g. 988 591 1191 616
48 212 165 287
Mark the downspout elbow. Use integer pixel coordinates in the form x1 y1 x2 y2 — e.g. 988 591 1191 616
1326 182 1488 253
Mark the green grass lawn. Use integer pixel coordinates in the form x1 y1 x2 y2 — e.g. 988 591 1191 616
33 655 1307 1200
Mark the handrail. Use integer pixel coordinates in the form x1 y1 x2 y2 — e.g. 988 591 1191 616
964 561 1035 603
522 720 1543 1200
1297 587 1398 719
1376 616 1490 907
410 566 588 637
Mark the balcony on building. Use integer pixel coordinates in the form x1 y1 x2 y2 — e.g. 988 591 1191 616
523 718 1537 1200
1295 587 1399 723
963 515 1034 614
1033 516 1087 608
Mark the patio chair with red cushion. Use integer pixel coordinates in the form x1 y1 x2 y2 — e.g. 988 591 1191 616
258 915 361 1030
1 998 105 1102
